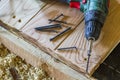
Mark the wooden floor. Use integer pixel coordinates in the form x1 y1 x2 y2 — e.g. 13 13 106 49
0 0 120 75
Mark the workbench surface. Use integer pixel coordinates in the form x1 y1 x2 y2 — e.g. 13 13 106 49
0 0 120 76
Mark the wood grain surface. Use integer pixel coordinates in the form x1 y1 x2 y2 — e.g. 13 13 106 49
0 0 51 29
0 0 120 75
21 2 83 49
0 26 91 80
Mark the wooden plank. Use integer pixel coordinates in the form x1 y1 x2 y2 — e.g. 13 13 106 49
56 21 88 73
90 0 120 74
0 0 9 9
0 26 92 80
0 15 87 79
0 0 53 29
56 21 101 74
21 2 83 49
0 0 120 77
56 0 120 75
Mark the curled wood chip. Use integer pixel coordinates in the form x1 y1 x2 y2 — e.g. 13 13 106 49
0 44 53 80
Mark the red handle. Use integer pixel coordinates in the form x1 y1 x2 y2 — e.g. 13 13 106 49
70 1 80 9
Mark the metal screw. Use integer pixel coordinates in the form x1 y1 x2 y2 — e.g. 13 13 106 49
54 58 60 63
57 47 77 50
50 27 71 41
86 53 91 73
35 24 62 30
48 19 67 24
49 13 64 24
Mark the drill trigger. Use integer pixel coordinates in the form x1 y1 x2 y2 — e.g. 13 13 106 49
70 1 80 9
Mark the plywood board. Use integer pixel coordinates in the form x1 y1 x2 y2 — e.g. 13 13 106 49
0 0 53 29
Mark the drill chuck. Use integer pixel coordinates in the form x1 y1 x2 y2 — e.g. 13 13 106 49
84 10 107 40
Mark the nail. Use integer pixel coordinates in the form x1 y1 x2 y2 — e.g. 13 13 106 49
49 13 64 24
48 19 67 24
50 27 71 41
54 58 60 63
35 24 62 30
57 47 77 50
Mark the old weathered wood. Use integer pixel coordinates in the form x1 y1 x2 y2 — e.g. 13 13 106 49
0 0 54 29
0 26 93 80
0 0 120 76
56 0 120 75
0 19 88 78
21 2 83 49
56 21 89 73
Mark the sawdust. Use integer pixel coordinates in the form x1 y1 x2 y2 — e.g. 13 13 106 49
0 44 54 80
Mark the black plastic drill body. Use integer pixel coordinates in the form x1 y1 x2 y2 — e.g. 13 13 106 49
59 0 109 40
59 0 109 73
82 0 109 40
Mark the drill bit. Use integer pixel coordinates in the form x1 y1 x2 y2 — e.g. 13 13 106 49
57 46 77 50
86 39 93 73
50 27 71 41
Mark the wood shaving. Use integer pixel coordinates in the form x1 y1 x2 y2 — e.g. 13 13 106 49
0 44 54 80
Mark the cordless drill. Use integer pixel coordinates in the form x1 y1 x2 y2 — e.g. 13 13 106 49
59 0 109 73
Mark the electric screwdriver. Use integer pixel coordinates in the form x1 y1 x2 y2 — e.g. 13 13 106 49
59 0 109 73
